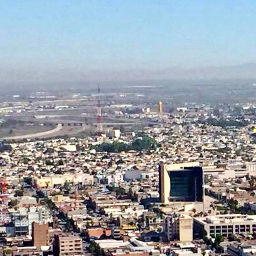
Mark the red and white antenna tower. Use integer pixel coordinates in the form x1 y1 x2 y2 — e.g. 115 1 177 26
97 85 103 135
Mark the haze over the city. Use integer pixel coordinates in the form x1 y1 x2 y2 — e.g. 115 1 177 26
1 0 256 88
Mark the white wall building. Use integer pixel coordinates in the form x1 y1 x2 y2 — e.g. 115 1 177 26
194 214 256 238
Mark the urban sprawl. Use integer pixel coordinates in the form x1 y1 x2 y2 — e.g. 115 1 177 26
1 97 256 256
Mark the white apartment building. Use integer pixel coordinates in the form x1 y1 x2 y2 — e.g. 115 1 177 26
194 214 256 238
247 162 256 176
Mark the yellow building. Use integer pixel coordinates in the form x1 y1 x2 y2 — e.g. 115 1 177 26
35 172 94 188
54 194 64 202
164 214 193 242
179 215 193 242
158 101 163 114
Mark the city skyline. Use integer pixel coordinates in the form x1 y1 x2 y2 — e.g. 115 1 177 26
2 1 256 255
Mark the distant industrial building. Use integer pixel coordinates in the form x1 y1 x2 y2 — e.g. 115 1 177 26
111 128 121 139
159 162 204 204
145 107 151 114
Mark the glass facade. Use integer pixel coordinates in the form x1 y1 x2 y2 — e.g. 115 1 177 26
168 167 203 202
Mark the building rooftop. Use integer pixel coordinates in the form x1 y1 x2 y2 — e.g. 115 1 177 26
195 214 256 224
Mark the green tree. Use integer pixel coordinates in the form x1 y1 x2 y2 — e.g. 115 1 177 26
23 157 30 164
14 189 23 197
89 241 104 256
8 199 18 207
214 234 224 247
199 229 207 239
45 159 53 165
4 248 12 256
94 136 156 153
58 159 64 165
63 181 70 192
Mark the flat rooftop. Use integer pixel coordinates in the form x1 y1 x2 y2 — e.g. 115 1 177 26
195 214 256 225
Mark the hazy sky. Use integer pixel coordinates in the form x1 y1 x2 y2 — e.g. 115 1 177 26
1 0 256 83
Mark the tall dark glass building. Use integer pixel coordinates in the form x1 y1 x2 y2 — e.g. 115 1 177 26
159 163 204 204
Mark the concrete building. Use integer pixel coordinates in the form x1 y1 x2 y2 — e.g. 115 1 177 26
95 238 155 254
124 169 153 181
164 213 193 242
10 206 52 236
247 162 256 176
7 246 43 256
53 234 83 256
194 214 256 238
171 249 203 256
35 172 94 188
143 212 162 231
107 252 150 256
159 162 204 204
32 222 48 248
108 252 150 256
228 242 256 256
144 107 151 114
112 129 121 139
111 227 121 239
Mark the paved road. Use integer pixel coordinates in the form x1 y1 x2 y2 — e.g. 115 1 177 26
3 123 63 140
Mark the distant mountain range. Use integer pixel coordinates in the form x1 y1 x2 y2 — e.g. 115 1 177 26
179 63 256 80
136 63 256 80
1 63 256 89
